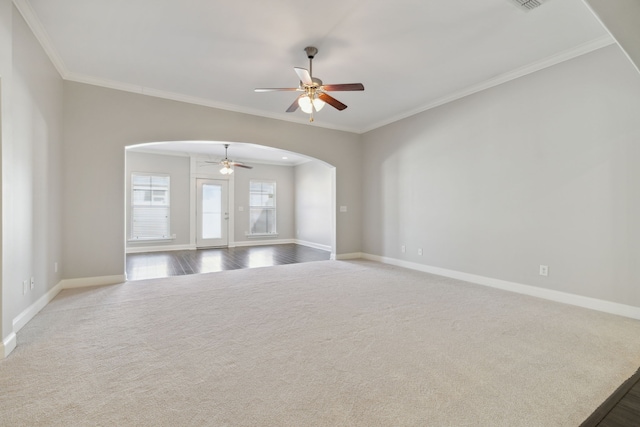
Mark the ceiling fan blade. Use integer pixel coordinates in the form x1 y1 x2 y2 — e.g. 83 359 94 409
286 95 303 113
294 67 313 85
322 83 365 91
254 87 300 92
318 93 347 111
231 163 253 169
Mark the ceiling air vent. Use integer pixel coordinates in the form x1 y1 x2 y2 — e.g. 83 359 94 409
509 0 545 11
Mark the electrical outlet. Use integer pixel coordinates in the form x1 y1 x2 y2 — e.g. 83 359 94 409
401 245 406 253
30 277 34 290
418 248 423 256
54 262 58 273
539 265 549 276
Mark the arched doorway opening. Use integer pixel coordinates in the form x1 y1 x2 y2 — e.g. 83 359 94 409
123 140 336 280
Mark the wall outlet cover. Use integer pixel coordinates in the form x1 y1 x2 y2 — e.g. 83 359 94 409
539 265 549 276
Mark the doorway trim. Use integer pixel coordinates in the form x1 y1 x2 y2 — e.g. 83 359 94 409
195 178 229 248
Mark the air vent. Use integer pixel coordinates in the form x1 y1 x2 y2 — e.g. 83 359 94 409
509 0 545 11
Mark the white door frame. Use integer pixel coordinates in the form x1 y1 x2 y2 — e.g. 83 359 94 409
195 178 229 248
190 157 235 248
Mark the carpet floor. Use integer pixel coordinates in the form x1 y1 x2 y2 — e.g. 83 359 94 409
2 260 640 426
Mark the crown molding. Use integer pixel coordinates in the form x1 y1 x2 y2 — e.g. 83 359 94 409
358 35 616 134
13 0 69 78
13 0 616 136
64 71 362 134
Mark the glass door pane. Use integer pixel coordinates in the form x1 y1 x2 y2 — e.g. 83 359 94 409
202 184 222 239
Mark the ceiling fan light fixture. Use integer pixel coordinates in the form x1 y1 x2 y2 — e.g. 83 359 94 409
255 46 364 120
298 95 313 114
298 94 325 114
220 165 233 175
313 97 325 111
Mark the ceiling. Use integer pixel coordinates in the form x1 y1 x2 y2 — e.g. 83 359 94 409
128 141 311 166
16 0 611 159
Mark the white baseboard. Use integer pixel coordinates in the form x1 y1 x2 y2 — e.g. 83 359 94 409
362 253 640 320
13 281 65 333
2 332 16 358
6 280 65 358
231 239 295 247
295 240 332 252
60 274 126 289
335 252 363 260
126 244 194 254
3 274 127 358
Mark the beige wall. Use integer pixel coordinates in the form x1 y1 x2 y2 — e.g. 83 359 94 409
232 163 295 243
125 151 332 251
295 161 333 249
362 45 640 307
0 0 11 352
2 5 64 351
125 151 191 249
62 82 362 279
3 0 640 356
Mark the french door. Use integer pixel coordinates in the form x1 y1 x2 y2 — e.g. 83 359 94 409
196 179 229 247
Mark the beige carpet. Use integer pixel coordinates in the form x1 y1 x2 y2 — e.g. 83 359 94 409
2 260 640 426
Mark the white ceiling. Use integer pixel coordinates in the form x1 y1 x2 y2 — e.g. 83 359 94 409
128 141 311 166
16 0 611 158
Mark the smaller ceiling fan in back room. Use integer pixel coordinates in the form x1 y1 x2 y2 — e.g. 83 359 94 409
255 46 365 122
206 144 253 175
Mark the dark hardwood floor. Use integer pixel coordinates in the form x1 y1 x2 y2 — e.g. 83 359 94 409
126 243 331 281
582 368 640 427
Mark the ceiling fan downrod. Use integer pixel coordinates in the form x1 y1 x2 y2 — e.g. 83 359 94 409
304 46 318 78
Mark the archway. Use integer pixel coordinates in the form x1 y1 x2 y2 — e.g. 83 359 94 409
123 140 336 279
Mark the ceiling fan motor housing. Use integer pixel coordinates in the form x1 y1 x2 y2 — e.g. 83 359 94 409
305 46 318 59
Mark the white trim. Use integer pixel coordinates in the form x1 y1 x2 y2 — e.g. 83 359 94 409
2 333 17 358
65 72 360 134
231 239 295 247
335 252 363 260
359 35 616 133
580 0 640 75
12 2 616 135
13 281 64 333
5 281 65 357
3 275 124 358
295 239 332 252
59 275 126 290
126 244 195 254
12 0 68 78
45 35 615 135
245 233 279 238
361 253 640 320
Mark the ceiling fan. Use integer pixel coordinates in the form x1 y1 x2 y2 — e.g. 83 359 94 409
206 144 253 175
255 46 365 122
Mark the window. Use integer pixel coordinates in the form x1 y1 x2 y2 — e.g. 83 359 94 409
131 174 170 240
249 180 276 235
